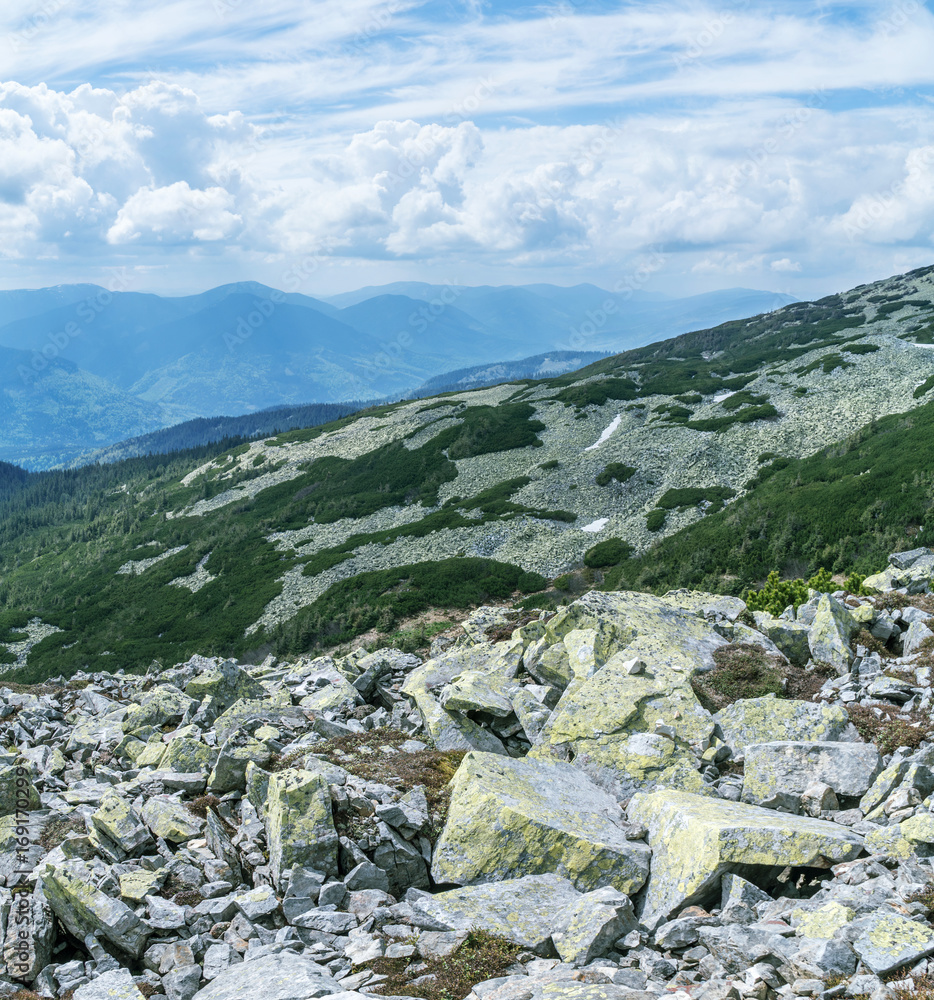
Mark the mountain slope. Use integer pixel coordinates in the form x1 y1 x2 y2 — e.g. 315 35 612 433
1 265 932 681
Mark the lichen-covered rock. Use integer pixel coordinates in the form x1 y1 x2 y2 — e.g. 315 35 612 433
742 742 882 809
852 910 934 975
551 886 637 965
208 730 273 794
808 594 856 672
190 952 344 1000
431 751 650 893
790 900 856 940
140 796 204 842
265 767 338 888
90 793 152 858
0 883 55 980
715 696 850 753
752 612 812 665
863 826 916 859
628 789 864 924
122 685 197 733
540 731 712 800
440 671 515 717
900 813 934 845
41 860 151 958
411 874 581 954
185 658 266 711
158 738 217 774
72 968 147 999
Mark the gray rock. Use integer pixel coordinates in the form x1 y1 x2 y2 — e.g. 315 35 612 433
72 968 147 999
905 621 934 658
232 885 279 920
344 861 390 893
202 942 235 980
852 910 934 975
698 924 794 975
789 937 857 979
432 751 651 894
551 887 637 965
714 696 850 753
742 742 882 807
164 964 203 1000
191 951 344 1000
413 874 581 955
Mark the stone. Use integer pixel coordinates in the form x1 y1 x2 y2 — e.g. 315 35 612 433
203 942 234 980
628 789 864 924
790 900 855 939
90 793 152 857
159 738 217 773
742 742 882 808
440 671 515 717
751 613 812 666
146 894 187 930
432 751 651 894
698 924 794 976
852 911 934 975
808 595 857 672
265 767 338 888
551 887 637 965
141 796 204 842
0 883 55 980
41 860 151 958
0 764 40 815
191 951 344 1000
789 937 857 980
714 696 850 754
344 861 390 893
164 964 203 1000
412 874 581 954
208 730 273 794
72 968 146 999
185 659 267 711
123 685 197 733
905 621 934 658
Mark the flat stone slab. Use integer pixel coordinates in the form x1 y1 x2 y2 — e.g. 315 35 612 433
742 742 882 806
191 952 344 1000
431 751 651 894
73 969 147 999
715 696 850 754
627 789 864 924
413 874 581 954
852 911 934 975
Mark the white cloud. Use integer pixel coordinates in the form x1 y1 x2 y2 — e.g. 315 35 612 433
108 182 242 243
771 258 802 272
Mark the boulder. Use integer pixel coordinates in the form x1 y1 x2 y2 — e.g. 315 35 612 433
904 621 934 658
185 658 267 711
551 887 638 965
141 796 204 842
190 952 344 1000
0 764 40 815
714 696 850 754
411 874 581 954
90 793 152 857
808 595 857 672
852 911 934 975
208 730 273 794
73 968 146 999
158 738 217 773
628 789 864 924
41 859 151 958
752 613 812 666
432 751 651 894
265 767 339 887
123 685 197 733
742 742 882 809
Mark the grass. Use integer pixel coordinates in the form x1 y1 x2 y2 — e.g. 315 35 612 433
38 814 86 850
690 643 785 712
365 929 522 1000
846 703 932 756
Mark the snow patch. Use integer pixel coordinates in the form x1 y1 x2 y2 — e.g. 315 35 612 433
582 518 610 533
584 414 621 451
713 391 736 403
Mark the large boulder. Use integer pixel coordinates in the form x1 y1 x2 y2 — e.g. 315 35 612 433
431 751 650 894
412 874 581 955
852 911 934 975
122 685 197 733
742 742 882 809
191 952 344 1000
808 595 857 673
715 695 850 754
41 860 151 958
752 612 812 666
265 767 339 887
0 764 40 815
628 789 864 925
185 658 266 711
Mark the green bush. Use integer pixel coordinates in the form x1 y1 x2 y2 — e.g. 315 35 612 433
646 510 666 532
517 571 547 593
657 486 736 512
584 539 633 568
744 567 835 616
595 463 636 487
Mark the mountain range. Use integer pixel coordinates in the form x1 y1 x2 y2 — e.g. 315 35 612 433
1 263 932 684
0 281 795 469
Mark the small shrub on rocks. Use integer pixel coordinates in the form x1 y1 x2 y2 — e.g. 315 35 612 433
846 703 932 755
39 813 86 850
690 643 784 712
186 793 221 818
366 928 522 1000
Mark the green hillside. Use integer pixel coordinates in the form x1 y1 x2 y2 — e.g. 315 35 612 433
2 264 934 684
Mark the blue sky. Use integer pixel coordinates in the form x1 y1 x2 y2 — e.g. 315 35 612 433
1 0 933 299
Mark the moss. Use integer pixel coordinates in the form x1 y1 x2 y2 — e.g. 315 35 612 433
365 928 522 1000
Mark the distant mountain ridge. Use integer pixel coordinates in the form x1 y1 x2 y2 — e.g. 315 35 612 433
0 280 796 468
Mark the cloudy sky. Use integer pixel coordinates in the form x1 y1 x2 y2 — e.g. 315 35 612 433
1 0 933 299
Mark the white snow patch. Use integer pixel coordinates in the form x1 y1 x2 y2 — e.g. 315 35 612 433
584 414 621 451
713 391 736 403
913 342 934 349
581 518 610 533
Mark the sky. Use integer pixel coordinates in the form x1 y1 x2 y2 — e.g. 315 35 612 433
1 0 933 300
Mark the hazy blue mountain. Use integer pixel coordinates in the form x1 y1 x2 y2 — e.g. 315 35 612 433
407 350 611 395
0 284 109 325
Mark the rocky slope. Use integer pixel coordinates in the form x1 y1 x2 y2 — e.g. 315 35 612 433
4 549 934 999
